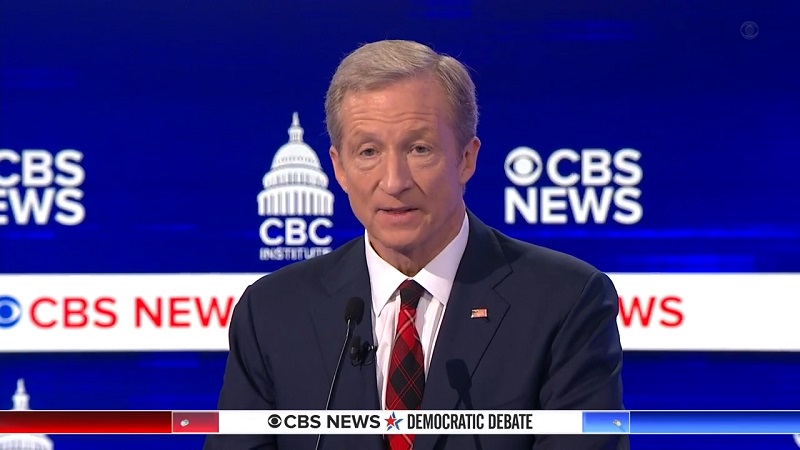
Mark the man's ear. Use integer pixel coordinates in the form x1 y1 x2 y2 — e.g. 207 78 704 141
459 137 480 185
329 146 348 194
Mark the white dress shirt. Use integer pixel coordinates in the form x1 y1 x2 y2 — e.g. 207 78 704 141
364 212 470 409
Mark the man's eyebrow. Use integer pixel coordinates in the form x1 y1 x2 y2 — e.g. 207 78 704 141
346 129 380 145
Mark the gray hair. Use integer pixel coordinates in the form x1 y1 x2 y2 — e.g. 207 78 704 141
324 40 478 152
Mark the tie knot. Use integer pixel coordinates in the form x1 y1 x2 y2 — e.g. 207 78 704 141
398 279 424 309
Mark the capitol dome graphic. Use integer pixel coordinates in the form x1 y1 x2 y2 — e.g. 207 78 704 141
258 112 334 217
0 379 54 450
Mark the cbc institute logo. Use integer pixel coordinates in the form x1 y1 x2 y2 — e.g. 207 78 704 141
257 113 334 261
503 146 643 225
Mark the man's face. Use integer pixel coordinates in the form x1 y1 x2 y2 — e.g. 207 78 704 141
330 75 479 261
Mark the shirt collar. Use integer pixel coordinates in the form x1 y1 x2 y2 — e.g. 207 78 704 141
365 211 470 318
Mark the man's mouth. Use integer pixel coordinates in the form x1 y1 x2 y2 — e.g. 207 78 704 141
381 207 416 214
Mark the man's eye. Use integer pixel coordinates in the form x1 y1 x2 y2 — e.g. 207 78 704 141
359 148 376 157
412 145 430 154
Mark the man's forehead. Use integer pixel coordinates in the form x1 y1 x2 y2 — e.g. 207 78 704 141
345 123 438 139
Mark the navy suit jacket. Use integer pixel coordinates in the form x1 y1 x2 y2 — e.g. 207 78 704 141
204 212 628 449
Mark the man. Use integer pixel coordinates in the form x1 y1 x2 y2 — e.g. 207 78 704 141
205 40 627 450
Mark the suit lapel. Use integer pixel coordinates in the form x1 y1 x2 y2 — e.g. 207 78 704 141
313 238 381 412
415 212 512 450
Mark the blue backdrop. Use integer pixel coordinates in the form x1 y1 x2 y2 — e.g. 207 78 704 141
1 0 799 448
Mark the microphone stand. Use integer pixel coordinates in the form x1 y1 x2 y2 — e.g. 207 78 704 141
315 318 355 450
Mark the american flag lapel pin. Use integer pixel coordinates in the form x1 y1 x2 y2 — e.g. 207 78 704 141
470 308 488 319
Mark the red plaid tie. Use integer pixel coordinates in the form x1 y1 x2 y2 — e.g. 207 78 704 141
385 279 425 450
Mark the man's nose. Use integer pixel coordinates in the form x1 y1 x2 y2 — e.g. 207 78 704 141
379 151 414 196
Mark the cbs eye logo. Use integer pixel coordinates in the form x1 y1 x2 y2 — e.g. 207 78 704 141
0 296 22 329
267 414 282 428
504 147 543 186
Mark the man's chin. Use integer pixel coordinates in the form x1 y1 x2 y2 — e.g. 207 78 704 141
369 232 421 254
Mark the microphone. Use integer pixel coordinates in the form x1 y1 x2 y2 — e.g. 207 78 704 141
349 336 378 366
316 297 364 450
